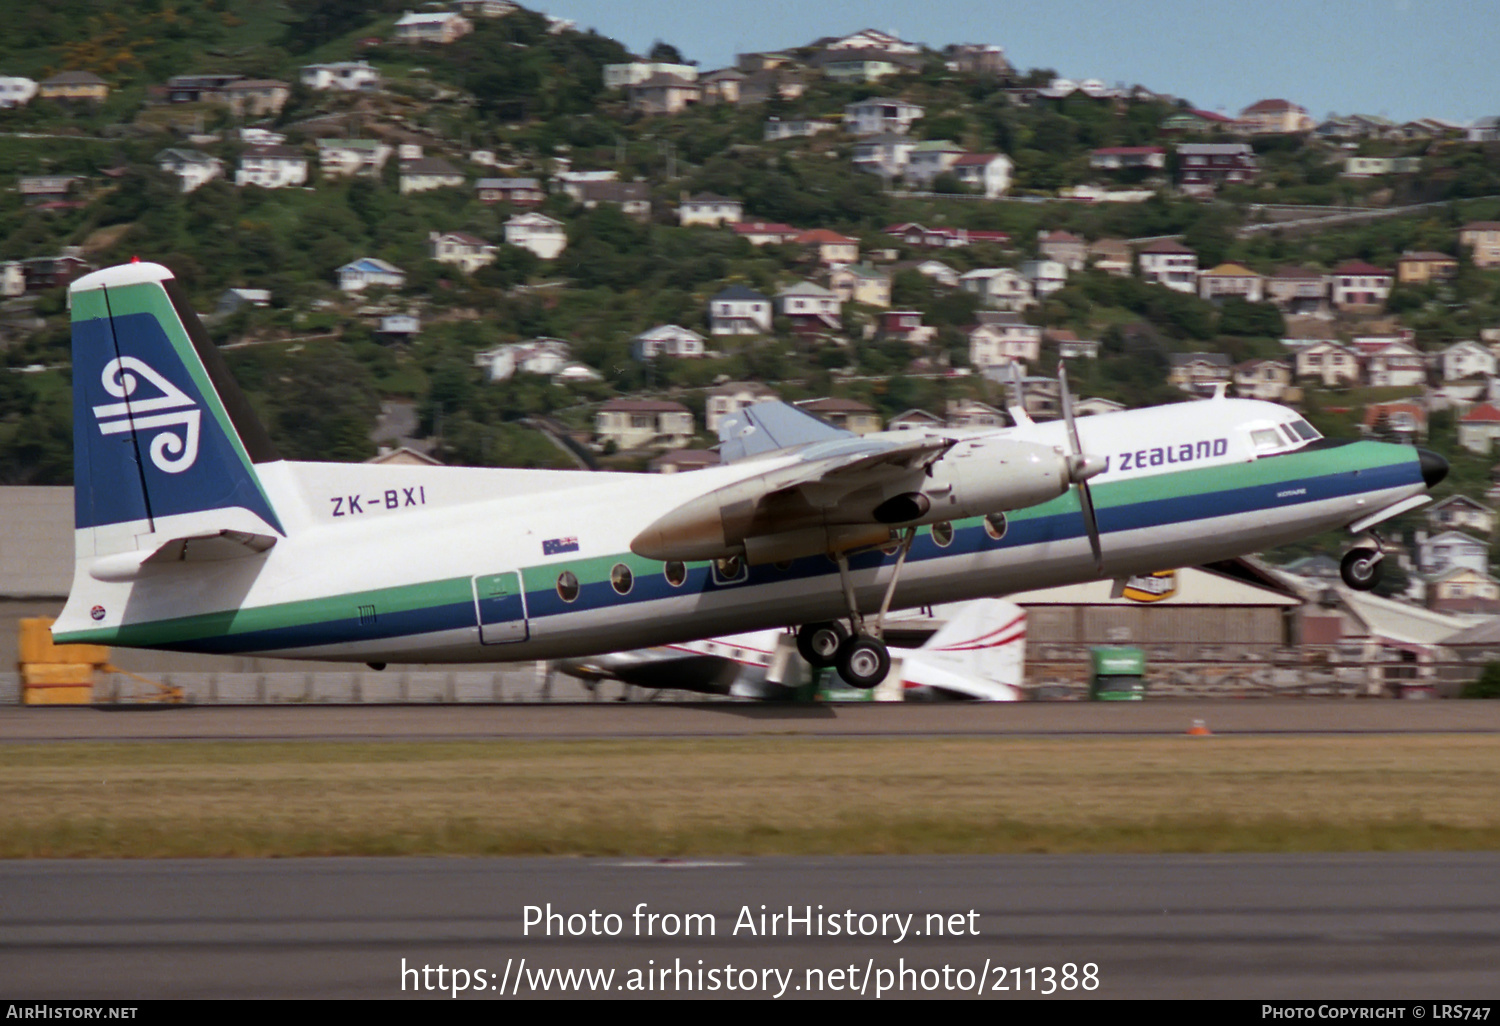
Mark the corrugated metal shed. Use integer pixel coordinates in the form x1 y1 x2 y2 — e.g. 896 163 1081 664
0 487 73 598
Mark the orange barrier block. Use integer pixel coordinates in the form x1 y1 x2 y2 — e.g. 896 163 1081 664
23 663 96 686
19 618 108 666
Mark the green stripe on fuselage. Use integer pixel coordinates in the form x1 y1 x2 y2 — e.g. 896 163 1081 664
996 440 1412 523
1090 440 1409 508
54 575 475 648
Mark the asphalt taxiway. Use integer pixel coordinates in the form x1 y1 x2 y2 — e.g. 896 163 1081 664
5 699 1500 742
3 854 1497 999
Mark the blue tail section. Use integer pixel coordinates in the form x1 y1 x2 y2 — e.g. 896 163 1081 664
70 263 285 538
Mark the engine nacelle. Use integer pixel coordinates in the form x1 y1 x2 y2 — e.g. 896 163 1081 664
919 437 1073 520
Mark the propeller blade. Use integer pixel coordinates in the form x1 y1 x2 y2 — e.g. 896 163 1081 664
1058 364 1105 576
1059 364 1082 453
1078 478 1104 574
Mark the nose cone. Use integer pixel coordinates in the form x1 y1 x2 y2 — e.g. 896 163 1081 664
1418 448 1449 489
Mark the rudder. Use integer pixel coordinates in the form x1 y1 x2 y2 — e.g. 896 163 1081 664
921 599 1027 685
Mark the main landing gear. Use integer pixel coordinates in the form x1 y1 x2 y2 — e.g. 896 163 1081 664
1340 533 1384 591
796 621 892 689
794 526 917 689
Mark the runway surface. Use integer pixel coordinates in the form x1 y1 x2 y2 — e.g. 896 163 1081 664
5 700 1500 742
3 854 1497 999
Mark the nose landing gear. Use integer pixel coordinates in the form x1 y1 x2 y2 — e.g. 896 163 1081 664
1340 534 1385 591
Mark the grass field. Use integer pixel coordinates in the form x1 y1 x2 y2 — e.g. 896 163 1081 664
2 735 1498 857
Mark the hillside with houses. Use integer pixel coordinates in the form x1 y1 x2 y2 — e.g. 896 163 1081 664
2 2 1500 612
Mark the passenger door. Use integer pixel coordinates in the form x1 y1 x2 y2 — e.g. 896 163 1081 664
474 571 529 644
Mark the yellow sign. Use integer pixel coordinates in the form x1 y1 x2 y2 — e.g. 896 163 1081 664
1122 570 1178 603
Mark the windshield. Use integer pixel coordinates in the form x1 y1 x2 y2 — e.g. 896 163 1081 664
1249 416 1321 456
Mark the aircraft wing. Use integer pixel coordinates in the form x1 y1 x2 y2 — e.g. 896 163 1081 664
632 430 956 562
640 400 1080 564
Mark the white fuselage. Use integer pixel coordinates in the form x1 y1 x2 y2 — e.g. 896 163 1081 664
56 399 1427 663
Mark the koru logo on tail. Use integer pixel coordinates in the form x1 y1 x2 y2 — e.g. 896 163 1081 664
92 357 201 473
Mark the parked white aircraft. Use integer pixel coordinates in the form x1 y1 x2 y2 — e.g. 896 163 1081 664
552 599 1027 701
53 262 1447 687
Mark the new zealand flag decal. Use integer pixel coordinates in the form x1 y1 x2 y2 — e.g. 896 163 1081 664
543 536 579 556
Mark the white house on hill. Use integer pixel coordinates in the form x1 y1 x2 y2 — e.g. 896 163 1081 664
337 258 406 292
504 213 567 259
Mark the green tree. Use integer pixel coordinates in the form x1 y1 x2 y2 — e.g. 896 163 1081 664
648 40 683 63
1217 298 1285 337
1461 663 1500 699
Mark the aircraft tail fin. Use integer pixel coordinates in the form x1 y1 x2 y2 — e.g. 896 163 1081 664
68 262 289 561
915 599 1027 695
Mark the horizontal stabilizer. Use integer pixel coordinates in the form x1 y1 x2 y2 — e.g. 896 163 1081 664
89 530 277 582
718 401 853 462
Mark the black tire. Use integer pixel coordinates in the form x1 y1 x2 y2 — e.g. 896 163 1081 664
836 634 892 689
1340 548 1382 590
796 621 848 668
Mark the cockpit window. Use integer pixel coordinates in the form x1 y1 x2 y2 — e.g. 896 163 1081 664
1251 428 1284 452
1251 417 1322 458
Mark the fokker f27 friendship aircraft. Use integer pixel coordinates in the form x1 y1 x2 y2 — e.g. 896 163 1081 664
54 262 1448 687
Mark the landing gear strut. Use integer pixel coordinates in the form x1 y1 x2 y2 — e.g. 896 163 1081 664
796 527 918 689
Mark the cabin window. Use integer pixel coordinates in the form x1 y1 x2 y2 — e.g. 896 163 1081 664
932 521 954 547
663 561 686 586
556 571 579 603
714 555 744 581
610 563 633 596
984 512 1008 541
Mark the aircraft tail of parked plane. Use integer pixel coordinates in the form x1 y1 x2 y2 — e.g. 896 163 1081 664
551 598 1027 701
55 261 1450 687
899 599 1025 700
